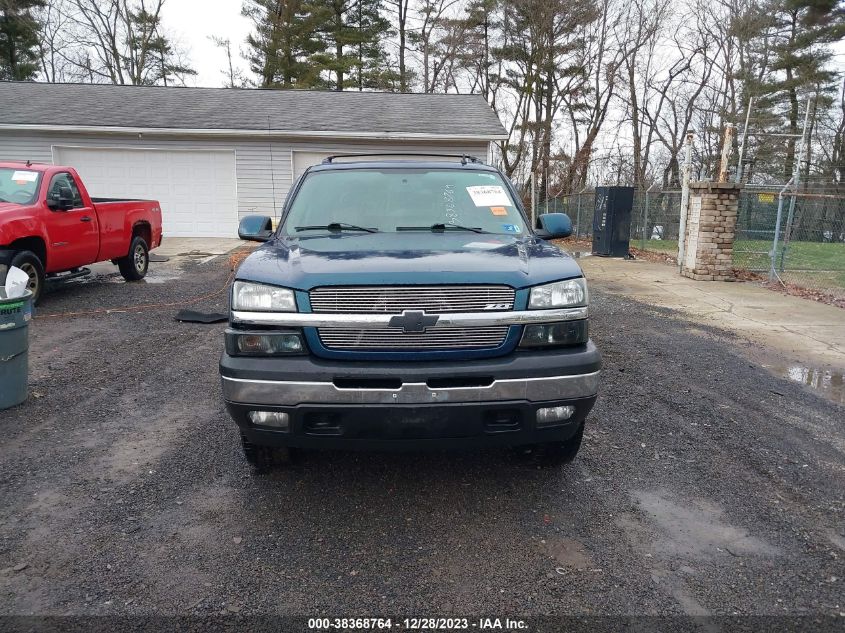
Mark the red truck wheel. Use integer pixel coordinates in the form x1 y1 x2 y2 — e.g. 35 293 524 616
9 251 45 304
117 236 149 281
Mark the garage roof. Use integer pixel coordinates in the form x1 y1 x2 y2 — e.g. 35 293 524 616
0 82 507 141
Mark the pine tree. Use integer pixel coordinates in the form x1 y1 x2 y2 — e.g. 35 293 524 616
0 0 43 81
243 0 326 88
310 0 393 91
755 0 844 181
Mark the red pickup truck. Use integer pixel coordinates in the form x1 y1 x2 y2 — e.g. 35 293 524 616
0 162 163 303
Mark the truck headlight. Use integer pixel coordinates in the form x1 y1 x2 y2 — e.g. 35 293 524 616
232 281 296 312
225 330 305 356
519 320 589 348
528 278 588 308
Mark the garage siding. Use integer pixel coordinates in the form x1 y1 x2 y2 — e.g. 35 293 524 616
0 131 490 231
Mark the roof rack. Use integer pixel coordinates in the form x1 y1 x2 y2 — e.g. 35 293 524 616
321 153 482 165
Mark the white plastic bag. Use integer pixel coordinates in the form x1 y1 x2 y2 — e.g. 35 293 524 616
3 266 30 299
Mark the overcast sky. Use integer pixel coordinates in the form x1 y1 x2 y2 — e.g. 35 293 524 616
162 0 253 88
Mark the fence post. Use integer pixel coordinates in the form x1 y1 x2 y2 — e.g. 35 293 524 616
575 193 582 239
642 184 659 249
779 100 811 272
770 179 793 282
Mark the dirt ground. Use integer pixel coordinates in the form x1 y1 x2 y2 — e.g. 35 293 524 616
0 253 843 624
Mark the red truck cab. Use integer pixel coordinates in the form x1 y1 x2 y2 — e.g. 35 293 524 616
0 162 163 302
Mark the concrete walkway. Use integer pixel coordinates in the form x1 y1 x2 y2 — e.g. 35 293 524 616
577 254 845 402
152 237 244 258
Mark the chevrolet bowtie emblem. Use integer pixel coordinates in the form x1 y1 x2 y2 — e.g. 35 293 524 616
388 310 439 333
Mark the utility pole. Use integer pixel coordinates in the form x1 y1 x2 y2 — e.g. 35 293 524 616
677 132 694 271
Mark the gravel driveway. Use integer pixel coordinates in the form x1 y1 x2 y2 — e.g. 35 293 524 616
0 255 843 623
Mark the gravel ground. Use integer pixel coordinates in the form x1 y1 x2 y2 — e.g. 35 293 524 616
0 254 843 623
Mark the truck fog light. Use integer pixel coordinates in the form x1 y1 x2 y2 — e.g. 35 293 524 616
536 405 575 427
248 411 290 430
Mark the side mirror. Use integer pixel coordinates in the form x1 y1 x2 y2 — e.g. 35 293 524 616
238 215 274 242
537 213 573 239
48 185 74 211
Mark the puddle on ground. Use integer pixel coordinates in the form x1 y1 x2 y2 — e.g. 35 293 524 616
65 271 182 285
778 365 845 405
629 490 779 560
541 537 593 569
141 273 182 284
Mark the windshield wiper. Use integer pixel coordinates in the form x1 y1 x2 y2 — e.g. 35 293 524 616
295 222 378 233
397 223 488 234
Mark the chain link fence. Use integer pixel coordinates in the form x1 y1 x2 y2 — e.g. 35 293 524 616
543 187 845 299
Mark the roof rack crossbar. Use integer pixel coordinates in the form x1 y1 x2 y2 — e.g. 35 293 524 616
321 152 482 165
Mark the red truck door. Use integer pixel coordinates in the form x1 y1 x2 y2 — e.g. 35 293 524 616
44 171 99 271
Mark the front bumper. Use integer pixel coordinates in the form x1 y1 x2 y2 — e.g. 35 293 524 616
221 342 601 450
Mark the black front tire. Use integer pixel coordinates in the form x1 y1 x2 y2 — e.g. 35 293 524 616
118 236 149 281
540 425 584 466
8 250 46 305
516 424 585 467
240 433 294 473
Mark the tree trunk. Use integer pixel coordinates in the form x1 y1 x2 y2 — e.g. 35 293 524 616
398 1 407 92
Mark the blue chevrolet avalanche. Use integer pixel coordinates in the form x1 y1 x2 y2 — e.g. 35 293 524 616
220 155 601 469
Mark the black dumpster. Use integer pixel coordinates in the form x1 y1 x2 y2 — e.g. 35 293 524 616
0 289 33 410
592 186 634 257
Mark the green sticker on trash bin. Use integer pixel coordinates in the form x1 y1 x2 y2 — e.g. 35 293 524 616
0 302 23 315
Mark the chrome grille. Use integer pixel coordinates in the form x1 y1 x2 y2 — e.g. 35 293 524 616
310 285 515 351
309 285 515 313
318 326 510 350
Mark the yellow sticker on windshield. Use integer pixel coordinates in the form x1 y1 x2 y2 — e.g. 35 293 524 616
490 206 508 216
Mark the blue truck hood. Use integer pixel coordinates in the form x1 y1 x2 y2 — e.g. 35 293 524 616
235 232 583 290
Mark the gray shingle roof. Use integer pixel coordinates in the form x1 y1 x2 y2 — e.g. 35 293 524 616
0 82 506 139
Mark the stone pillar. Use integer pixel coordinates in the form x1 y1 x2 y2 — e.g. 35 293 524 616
680 182 741 281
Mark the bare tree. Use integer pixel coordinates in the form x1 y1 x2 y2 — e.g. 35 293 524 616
618 0 670 188
210 35 247 88
559 0 627 192
38 0 196 85
384 0 412 91
36 0 75 82
409 0 461 93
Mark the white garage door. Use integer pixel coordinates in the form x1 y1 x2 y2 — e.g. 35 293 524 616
292 151 336 180
54 146 238 238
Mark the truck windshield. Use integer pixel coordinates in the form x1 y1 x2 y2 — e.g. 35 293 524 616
282 168 525 236
0 168 41 206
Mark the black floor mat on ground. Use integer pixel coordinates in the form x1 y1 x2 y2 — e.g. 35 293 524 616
175 309 227 324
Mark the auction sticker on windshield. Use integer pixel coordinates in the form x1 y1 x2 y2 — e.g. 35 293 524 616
466 185 512 207
11 171 38 184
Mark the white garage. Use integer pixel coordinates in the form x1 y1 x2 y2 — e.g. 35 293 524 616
54 146 238 238
0 83 507 238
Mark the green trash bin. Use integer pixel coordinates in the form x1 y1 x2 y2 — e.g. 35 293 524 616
0 289 33 410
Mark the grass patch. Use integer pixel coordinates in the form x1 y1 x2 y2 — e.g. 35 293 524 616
639 239 845 291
